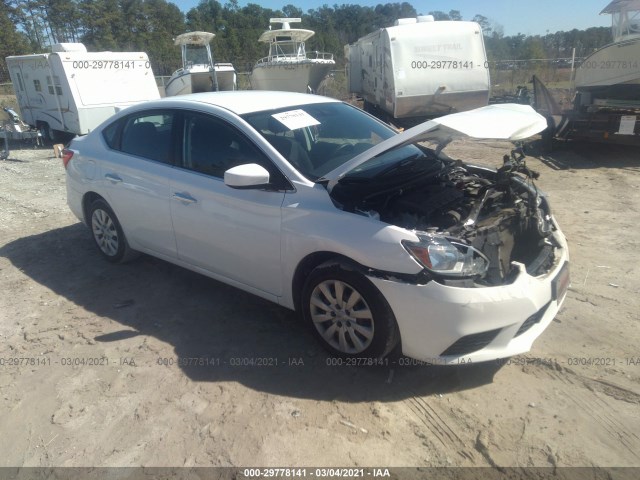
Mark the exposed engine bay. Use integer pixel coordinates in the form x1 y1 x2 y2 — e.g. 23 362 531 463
334 147 558 285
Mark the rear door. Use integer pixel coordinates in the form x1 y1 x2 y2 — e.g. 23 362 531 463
99 109 178 258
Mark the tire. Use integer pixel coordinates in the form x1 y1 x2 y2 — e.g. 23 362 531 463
39 123 56 144
38 123 47 142
39 123 73 145
301 262 399 359
88 199 138 263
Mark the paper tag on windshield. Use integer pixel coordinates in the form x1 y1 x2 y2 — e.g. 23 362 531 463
617 115 636 135
272 109 320 130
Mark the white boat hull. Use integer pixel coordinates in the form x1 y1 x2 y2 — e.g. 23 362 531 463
165 66 236 97
575 36 640 88
250 60 334 93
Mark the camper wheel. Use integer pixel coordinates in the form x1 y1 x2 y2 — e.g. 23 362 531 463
38 123 55 143
38 122 66 144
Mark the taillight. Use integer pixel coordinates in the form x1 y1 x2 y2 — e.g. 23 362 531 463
62 149 74 169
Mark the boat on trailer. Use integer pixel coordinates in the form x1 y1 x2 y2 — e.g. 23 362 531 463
165 31 236 97
531 1 640 147
250 18 335 93
575 0 640 91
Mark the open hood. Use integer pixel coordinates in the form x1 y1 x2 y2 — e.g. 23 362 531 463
322 104 547 191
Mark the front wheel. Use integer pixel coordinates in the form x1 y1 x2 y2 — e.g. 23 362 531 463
301 262 399 358
88 199 138 263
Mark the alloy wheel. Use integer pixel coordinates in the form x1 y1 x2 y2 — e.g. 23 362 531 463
309 279 374 354
91 208 119 257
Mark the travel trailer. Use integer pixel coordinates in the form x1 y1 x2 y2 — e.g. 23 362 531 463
5 43 160 142
345 17 490 125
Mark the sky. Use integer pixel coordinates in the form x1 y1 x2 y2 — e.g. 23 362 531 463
171 0 613 36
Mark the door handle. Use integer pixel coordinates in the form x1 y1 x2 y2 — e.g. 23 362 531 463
104 173 123 183
173 192 197 204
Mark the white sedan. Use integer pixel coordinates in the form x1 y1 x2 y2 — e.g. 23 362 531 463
64 91 569 364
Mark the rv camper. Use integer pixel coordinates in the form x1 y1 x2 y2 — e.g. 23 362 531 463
345 17 490 125
5 43 160 142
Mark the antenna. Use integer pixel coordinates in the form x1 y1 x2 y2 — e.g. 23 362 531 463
269 18 301 30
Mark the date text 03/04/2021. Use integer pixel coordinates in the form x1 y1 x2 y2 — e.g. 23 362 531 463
241 468 391 478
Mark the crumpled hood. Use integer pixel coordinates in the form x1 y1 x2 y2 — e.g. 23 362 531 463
321 103 548 191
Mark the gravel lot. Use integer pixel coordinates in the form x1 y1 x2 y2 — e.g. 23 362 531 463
0 138 639 471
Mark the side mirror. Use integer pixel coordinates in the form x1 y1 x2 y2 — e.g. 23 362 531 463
224 163 270 189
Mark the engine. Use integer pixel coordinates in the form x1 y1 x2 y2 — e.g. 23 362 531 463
366 161 556 285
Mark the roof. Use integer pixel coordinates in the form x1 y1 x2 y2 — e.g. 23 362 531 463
601 0 640 13
258 28 315 43
174 32 216 46
258 17 315 43
156 91 339 115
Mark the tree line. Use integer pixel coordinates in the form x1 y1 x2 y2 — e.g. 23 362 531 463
1 0 612 76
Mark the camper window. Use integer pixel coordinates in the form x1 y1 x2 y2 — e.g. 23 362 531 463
46 76 62 95
16 73 24 91
33 79 42 92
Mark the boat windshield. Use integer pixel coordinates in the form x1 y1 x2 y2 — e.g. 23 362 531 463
612 8 640 40
269 40 305 58
183 44 212 68
242 102 397 180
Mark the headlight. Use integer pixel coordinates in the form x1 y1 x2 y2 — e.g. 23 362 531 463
402 234 489 277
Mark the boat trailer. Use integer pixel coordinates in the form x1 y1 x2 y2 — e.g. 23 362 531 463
531 75 640 147
1 107 42 160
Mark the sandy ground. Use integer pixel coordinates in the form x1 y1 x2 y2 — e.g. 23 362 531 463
0 137 639 471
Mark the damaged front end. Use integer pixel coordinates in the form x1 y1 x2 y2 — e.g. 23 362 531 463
319 103 562 288
335 146 559 287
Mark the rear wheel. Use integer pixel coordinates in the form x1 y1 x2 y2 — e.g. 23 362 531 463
88 199 138 263
302 262 399 358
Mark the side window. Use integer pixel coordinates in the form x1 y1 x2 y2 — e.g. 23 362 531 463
102 120 120 149
119 112 174 164
183 114 269 179
46 75 62 95
54 76 62 95
16 73 24 91
33 79 41 92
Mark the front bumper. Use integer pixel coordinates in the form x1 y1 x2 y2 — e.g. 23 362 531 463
368 230 569 364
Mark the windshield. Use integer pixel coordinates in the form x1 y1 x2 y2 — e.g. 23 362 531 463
269 40 305 58
184 44 211 67
340 144 441 181
242 102 400 180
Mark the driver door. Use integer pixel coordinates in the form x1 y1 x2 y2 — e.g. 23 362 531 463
169 112 287 297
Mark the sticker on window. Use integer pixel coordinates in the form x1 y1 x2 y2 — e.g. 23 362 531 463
272 109 320 130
